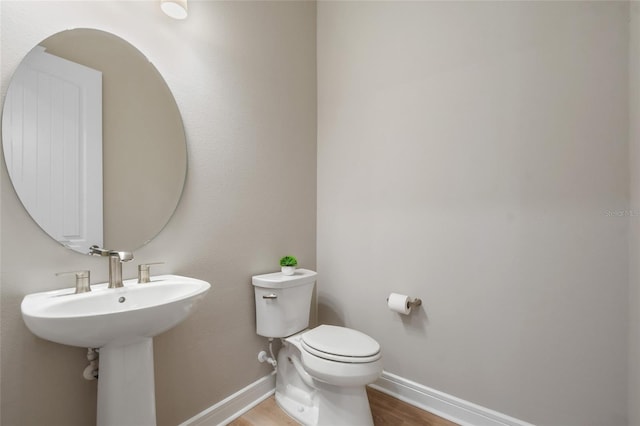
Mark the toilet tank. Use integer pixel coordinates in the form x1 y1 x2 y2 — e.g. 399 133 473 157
252 269 317 338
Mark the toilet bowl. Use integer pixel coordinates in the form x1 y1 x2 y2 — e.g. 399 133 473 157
276 326 382 426
300 325 382 386
252 269 383 426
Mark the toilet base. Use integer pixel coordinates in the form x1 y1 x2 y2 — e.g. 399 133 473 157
275 384 373 426
315 382 374 426
275 388 318 425
275 338 375 426
275 340 319 425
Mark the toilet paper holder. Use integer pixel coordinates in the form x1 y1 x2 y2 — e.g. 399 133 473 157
386 296 422 308
408 297 422 308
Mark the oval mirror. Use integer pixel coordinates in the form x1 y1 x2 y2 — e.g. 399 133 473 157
1 29 187 254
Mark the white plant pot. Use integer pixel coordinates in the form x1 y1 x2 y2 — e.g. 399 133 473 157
281 266 296 276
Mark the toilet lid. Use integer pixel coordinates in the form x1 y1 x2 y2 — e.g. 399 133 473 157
301 325 380 362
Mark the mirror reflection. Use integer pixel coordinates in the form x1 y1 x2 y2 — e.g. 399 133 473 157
2 29 187 254
4 46 104 252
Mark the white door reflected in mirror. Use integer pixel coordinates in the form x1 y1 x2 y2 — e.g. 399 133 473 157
3 46 103 253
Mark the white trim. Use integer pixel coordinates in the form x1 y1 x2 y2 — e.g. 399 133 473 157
179 372 276 426
369 371 535 426
179 370 534 426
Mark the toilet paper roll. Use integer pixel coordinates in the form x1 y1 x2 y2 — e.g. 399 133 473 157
387 293 412 315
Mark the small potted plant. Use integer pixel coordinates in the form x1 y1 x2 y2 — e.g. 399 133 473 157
280 255 298 276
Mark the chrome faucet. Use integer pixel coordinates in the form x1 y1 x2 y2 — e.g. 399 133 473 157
89 245 134 288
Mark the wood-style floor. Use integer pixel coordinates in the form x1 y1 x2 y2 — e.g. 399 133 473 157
227 386 459 426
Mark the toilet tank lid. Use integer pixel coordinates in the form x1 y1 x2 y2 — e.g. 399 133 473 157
252 269 317 289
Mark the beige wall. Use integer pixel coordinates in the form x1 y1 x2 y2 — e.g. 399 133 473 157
2 1 636 426
317 2 629 425
630 2 640 426
0 1 316 425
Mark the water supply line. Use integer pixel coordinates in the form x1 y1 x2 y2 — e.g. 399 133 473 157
269 338 277 367
257 338 314 388
257 338 278 369
83 348 99 380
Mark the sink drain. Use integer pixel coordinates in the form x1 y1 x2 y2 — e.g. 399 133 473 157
118 297 126 303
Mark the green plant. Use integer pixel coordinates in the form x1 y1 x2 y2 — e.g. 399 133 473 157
279 255 298 267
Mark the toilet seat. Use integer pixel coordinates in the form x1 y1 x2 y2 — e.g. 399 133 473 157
302 325 381 363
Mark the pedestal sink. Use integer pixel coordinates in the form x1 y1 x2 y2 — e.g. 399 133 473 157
21 274 211 426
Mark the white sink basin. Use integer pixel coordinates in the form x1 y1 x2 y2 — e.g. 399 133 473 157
21 274 211 426
22 274 210 348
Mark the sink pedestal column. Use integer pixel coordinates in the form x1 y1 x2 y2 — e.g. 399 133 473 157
97 338 156 426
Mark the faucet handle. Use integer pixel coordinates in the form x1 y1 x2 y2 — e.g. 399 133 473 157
137 262 164 284
56 270 91 294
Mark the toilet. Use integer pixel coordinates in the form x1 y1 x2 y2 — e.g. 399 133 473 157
252 269 383 426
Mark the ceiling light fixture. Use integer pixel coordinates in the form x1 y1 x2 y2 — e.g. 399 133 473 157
161 0 188 20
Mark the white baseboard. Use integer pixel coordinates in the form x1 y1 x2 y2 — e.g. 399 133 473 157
180 369 533 426
180 372 276 426
370 371 534 426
